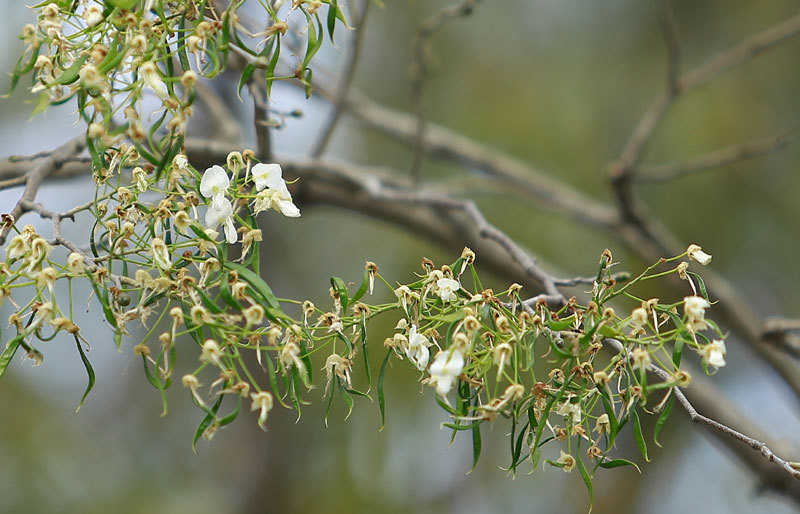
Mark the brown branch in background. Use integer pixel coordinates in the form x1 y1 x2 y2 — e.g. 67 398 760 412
656 0 681 92
311 0 370 158
250 77 272 161
0 136 85 246
603 3 800 401
638 124 800 181
194 80 243 144
678 12 800 94
604 338 800 501
409 0 479 184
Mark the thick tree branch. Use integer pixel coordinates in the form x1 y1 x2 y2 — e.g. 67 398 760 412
0 136 85 246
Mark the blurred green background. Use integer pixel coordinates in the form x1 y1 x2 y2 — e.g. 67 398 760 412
1 1 800 513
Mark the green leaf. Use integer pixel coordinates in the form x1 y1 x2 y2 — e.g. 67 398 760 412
105 0 139 8
74 337 95 412
0 335 24 380
330 276 349 312
326 0 339 44
192 394 224 453
55 56 89 86
302 13 324 69
654 394 675 448
226 262 281 310
350 269 370 304
632 409 650 462
265 38 281 98
470 417 482 473
141 355 168 416
237 63 256 100
378 348 391 429
597 458 641 473
576 442 594 510
360 319 372 388
687 271 709 301
337 379 355 420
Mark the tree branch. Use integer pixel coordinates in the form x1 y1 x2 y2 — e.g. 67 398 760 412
311 0 370 158
0 136 85 246
604 337 800 502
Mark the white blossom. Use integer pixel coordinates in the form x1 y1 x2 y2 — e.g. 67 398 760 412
251 163 286 192
702 339 727 368
140 61 169 99
252 188 301 218
406 325 431 371
687 244 712 266
205 196 237 244
200 165 230 208
436 277 460 302
150 237 171 270
429 347 465 396
683 295 710 332
250 391 274 430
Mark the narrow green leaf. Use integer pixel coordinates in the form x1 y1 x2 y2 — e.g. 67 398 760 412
598 458 641 473
330 276 349 312
55 56 89 85
337 378 354 420
470 419 482 473
632 409 650 462
326 0 338 44
237 63 256 100
360 318 372 388
687 271 709 301
0 335 24 380
226 262 280 310
74 337 95 412
442 421 483 431
378 348 391 429
351 269 369 304
576 441 594 510
192 394 223 453
654 394 675 448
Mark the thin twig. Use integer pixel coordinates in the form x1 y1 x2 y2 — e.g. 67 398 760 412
638 124 800 181
311 0 370 158
604 337 800 498
409 0 479 184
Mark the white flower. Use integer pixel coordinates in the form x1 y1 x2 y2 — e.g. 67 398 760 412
556 399 582 425
279 341 305 373
687 244 712 266
595 413 610 435
67 252 86 275
436 278 460 302
631 347 651 371
199 339 224 367
205 197 237 244
251 163 286 192
83 4 104 27
200 165 230 208
429 347 465 396
132 166 148 192
406 325 431 371
252 188 301 217
683 295 710 332
555 450 575 473
250 391 274 430
150 237 171 270
702 339 726 368
140 61 169 99
630 307 648 329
